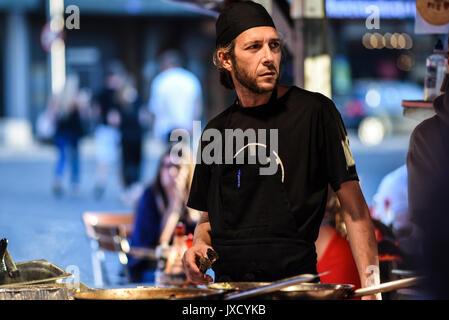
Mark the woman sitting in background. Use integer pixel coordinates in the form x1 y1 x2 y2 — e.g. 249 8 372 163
126 147 199 283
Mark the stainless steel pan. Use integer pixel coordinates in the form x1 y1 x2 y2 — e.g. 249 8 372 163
73 287 226 300
210 277 421 300
222 273 324 300
74 276 421 300
73 273 321 300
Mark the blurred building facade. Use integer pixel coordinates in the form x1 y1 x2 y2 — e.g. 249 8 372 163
0 0 446 146
0 0 235 146
325 0 445 136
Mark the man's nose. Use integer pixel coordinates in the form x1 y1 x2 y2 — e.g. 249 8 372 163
262 44 274 64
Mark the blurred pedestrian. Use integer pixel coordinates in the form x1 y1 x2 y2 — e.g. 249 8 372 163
117 76 149 205
148 49 203 145
92 61 125 199
371 164 422 267
36 95 58 145
52 75 90 196
126 147 199 283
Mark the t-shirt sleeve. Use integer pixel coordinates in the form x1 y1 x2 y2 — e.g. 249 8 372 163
186 129 212 212
320 95 359 192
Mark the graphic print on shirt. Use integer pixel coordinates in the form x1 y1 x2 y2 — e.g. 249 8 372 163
233 142 285 183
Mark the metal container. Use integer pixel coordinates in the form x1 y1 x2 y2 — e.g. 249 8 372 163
0 285 69 300
0 260 72 288
0 283 89 300
0 259 73 288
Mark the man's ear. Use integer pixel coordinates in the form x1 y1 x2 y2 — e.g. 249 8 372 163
218 50 233 72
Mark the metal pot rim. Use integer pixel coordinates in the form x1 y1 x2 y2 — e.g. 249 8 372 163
73 287 226 300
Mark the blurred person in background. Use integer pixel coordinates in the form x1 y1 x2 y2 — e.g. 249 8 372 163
407 87 449 299
126 147 199 283
52 74 90 196
371 164 422 268
36 95 58 145
148 49 203 145
92 61 125 199
315 186 361 292
117 75 150 206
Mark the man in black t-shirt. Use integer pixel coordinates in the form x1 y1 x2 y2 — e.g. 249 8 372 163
407 91 449 299
182 1 379 299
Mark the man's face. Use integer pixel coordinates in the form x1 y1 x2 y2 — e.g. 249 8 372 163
229 26 281 94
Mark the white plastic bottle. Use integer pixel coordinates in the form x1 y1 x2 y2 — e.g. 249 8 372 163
424 39 447 101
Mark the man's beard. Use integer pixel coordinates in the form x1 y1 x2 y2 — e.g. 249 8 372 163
232 56 280 94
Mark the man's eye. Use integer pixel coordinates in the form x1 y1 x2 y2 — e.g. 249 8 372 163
248 44 260 49
270 42 280 49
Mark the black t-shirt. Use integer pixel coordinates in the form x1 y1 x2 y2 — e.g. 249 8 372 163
120 101 144 143
95 88 120 125
56 109 84 137
187 86 358 243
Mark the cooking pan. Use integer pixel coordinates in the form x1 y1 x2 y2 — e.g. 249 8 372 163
73 273 321 300
74 276 420 300
210 277 421 300
73 287 226 300
221 273 324 300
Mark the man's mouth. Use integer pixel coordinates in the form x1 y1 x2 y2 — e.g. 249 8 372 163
260 71 275 77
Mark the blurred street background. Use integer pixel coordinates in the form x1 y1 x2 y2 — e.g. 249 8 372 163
0 132 411 287
0 0 445 288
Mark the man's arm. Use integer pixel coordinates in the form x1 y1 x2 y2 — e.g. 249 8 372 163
193 211 212 246
182 212 214 284
336 180 381 300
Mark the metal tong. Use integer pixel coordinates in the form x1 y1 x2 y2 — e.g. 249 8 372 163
224 271 329 300
0 238 20 283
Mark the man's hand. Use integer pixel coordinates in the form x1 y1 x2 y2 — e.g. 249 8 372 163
183 211 214 284
182 243 214 284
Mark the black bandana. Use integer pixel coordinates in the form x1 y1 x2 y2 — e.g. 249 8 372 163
215 1 276 48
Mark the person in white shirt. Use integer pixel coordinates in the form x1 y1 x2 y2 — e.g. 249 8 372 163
372 165 408 230
148 50 203 143
371 164 422 259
